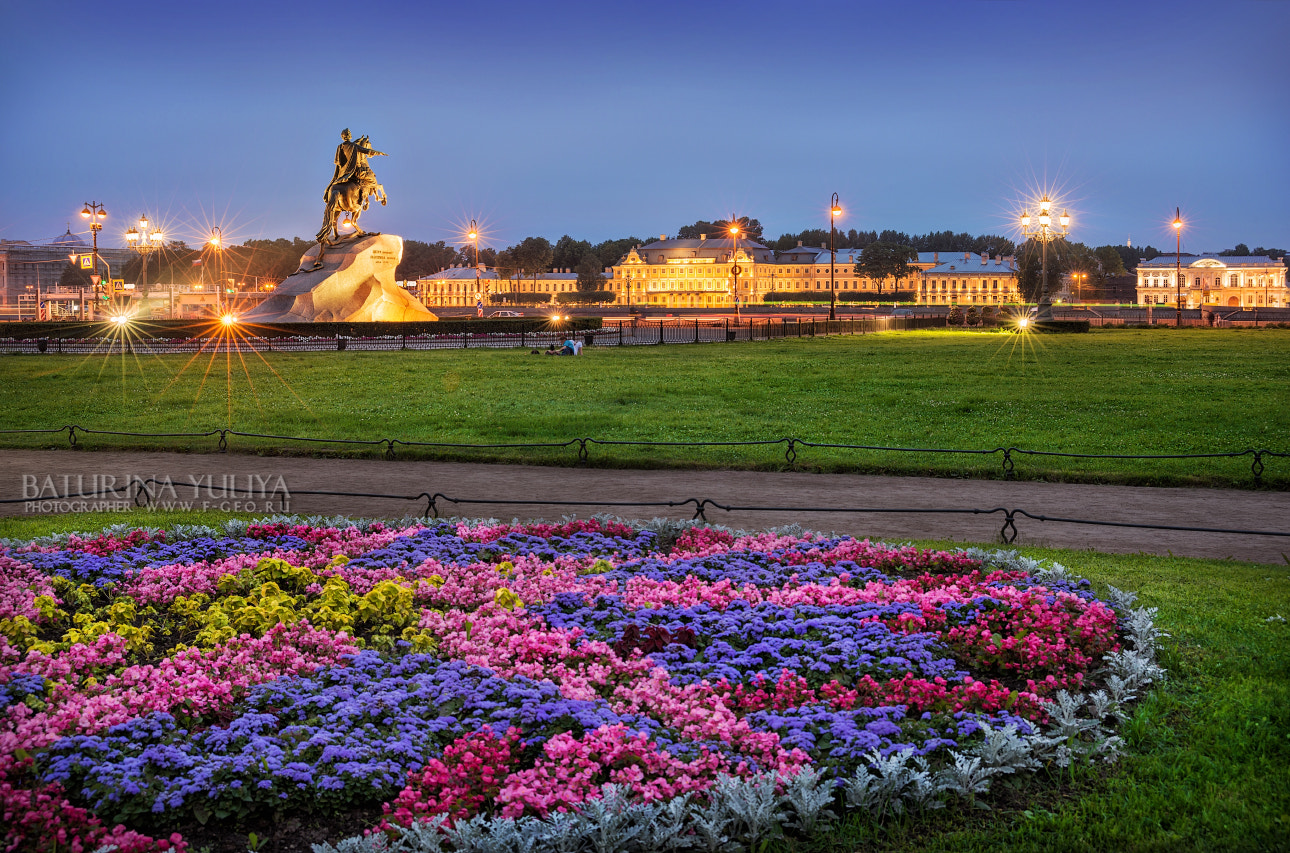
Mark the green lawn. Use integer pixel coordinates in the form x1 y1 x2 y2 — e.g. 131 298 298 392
2 328 1287 486
1 510 1285 853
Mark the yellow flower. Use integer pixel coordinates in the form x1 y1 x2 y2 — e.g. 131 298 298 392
494 587 523 611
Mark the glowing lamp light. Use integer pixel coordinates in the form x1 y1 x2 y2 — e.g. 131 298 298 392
80 206 91 219
125 228 139 245
1018 317 1030 329
220 314 237 327
1039 198 1052 214
1038 212 1051 227
1172 215 1183 230
831 205 842 217
728 225 740 237
1021 213 1031 229
138 216 149 231
109 314 130 327
1060 211 1071 229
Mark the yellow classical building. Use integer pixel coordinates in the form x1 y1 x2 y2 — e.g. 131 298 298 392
608 236 972 308
1135 254 1287 308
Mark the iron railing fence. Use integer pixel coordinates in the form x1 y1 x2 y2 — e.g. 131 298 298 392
3 424 1284 485
2 478 1286 547
0 317 943 355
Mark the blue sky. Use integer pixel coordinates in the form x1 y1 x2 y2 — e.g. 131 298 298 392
4 0 1287 255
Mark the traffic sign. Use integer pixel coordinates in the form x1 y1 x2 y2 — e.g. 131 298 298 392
80 255 93 270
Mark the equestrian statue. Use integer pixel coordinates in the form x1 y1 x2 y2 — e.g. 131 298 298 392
316 128 387 245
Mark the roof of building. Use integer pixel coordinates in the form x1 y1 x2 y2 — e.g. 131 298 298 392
1137 254 1280 269
925 253 1016 275
417 268 600 282
49 228 89 248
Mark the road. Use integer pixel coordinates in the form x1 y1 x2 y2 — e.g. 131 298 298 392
3 449 1288 565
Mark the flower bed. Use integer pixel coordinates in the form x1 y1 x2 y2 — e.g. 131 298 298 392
0 518 1163 852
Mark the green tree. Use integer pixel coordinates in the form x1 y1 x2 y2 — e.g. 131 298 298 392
854 242 918 293
397 240 458 280
494 246 520 293
1015 238 1074 302
575 253 605 292
1094 245 1128 276
677 217 764 241
552 235 594 271
512 236 553 293
591 237 642 270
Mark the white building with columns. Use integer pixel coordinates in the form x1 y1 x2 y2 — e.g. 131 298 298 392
1135 254 1287 308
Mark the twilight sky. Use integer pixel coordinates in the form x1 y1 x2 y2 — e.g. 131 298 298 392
4 0 1287 256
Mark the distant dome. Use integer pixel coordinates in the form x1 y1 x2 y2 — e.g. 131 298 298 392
49 227 89 248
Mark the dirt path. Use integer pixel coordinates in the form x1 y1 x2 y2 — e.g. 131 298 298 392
3 449 1288 565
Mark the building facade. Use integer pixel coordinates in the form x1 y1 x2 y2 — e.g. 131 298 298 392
607 239 1020 309
1135 255 1287 308
0 229 131 312
915 252 1021 305
415 266 603 308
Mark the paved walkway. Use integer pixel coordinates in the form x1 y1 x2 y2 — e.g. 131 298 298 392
3 449 1288 565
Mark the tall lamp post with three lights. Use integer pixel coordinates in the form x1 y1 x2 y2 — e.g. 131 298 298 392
1019 196 1070 321
125 216 164 306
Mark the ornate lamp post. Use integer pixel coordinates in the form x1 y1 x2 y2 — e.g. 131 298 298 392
1019 196 1070 321
124 215 164 302
79 202 107 313
1172 209 1183 327
624 270 635 313
829 193 842 321
728 223 742 320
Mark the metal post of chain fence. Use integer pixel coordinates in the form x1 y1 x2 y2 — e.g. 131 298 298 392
1002 448 1015 479
658 321 664 345
694 319 700 344
1252 450 1264 483
67 425 78 448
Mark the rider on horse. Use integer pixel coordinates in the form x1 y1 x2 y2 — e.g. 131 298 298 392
316 128 388 246
324 128 385 206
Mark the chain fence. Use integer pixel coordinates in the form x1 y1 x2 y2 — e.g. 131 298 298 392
1 477 1286 546
2 424 1284 485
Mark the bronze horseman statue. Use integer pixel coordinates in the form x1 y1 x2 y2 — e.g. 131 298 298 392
317 128 387 245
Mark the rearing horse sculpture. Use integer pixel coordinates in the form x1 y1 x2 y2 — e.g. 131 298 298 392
317 131 387 245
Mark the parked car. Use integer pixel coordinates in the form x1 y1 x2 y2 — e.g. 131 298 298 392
891 307 915 318
489 310 524 317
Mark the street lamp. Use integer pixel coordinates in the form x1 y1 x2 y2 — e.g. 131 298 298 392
124 215 164 302
79 201 108 313
209 227 224 316
1019 196 1070 321
1172 209 1183 327
624 270 635 313
829 193 842 321
1071 271 1087 303
728 223 742 319
467 219 483 311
